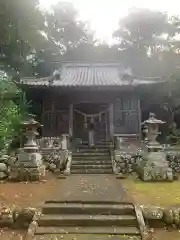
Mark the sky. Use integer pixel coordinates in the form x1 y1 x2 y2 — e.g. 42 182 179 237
40 0 180 42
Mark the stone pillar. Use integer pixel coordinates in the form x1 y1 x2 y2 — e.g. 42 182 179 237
61 134 69 150
114 136 124 150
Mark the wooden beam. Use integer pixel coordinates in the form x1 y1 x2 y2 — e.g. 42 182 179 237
69 104 73 137
109 103 114 139
138 99 142 141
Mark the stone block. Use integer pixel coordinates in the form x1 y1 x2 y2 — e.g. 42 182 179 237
0 209 13 227
137 152 173 182
17 152 43 168
13 207 35 229
140 205 164 220
10 165 46 181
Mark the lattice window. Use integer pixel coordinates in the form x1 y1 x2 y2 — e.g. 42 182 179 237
42 111 53 136
55 111 69 134
114 98 140 134
115 98 138 110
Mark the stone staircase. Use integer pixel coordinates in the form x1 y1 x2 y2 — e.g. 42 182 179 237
71 141 113 174
33 201 143 240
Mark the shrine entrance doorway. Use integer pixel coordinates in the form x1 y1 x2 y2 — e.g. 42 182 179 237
73 103 110 144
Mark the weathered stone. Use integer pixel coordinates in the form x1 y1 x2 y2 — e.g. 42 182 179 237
10 165 46 181
13 207 35 228
0 171 8 179
166 151 180 173
0 163 8 179
137 152 173 182
140 205 164 220
112 149 140 175
0 162 8 172
0 209 13 227
0 155 9 164
17 152 43 168
49 163 56 172
163 209 174 225
173 208 180 226
142 113 165 151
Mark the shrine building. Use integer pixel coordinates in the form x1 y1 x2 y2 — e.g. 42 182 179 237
20 62 163 146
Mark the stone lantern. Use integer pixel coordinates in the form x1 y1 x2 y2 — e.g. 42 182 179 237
141 113 165 152
10 114 46 181
22 114 42 152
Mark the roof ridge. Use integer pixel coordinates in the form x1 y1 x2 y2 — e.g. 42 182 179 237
62 62 122 67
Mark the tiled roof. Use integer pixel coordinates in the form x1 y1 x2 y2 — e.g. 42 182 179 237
21 63 162 87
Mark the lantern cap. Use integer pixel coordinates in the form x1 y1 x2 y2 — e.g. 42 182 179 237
141 113 165 125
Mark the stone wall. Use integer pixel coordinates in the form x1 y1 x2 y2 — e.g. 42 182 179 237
0 207 38 229
1 205 179 230
111 150 141 175
42 148 71 173
166 151 180 173
112 149 176 182
140 205 180 228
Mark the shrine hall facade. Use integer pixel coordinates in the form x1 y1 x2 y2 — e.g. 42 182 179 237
20 62 162 143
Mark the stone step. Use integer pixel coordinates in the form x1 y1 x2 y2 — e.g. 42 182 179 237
71 169 113 174
35 226 140 235
72 160 112 165
38 214 137 227
71 165 112 170
81 141 111 144
80 144 111 147
34 233 140 240
77 148 109 152
41 202 135 215
72 156 111 161
72 157 110 161
73 152 110 156
78 144 110 147
79 146 111 150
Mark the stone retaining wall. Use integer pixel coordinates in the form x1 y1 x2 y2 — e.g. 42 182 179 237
1 205 180 231
0 207 39 229
111 150 141 175
140 205 180 228
166 152 180 173
112 150 178 181
0 148 71 181
42 148 70 173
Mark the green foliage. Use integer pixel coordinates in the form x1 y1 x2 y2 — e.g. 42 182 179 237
0 0 45 76
0 77 28 151
0 99 21 150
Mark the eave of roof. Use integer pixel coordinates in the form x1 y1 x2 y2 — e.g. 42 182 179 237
20 62 164 88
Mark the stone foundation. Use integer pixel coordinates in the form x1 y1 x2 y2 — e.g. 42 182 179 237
136 152 173 182
9 151 46 181
10 165 46 181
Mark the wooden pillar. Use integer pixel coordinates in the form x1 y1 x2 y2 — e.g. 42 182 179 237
138 99 142 141
109 103 114 140
69 104 73 137
41 99 44 137
52 93 56 136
